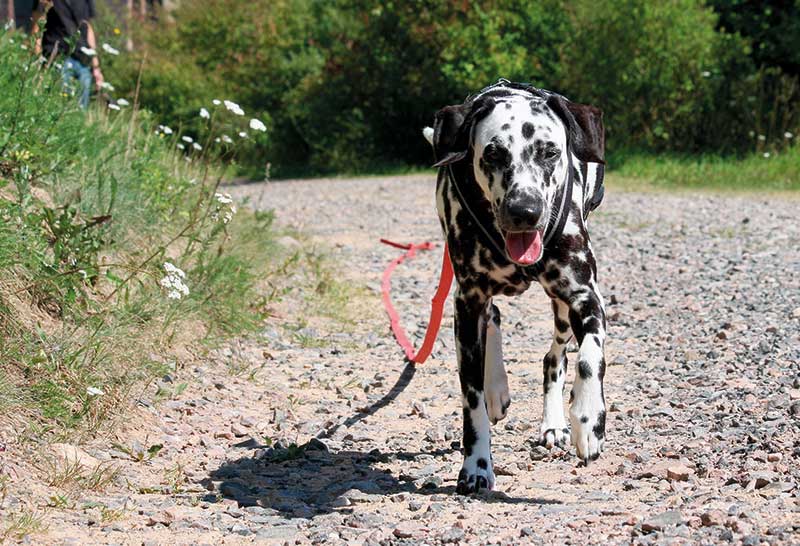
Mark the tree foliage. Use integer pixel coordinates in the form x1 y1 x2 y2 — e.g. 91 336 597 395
103 0 800 175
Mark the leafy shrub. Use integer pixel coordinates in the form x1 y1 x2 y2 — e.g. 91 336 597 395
0 27 280 430
100 0 800 174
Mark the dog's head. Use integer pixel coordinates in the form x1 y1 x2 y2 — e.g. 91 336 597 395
432 85 604 265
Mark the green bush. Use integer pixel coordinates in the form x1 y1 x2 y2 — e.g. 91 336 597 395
0 27 280 430
99 0 800 175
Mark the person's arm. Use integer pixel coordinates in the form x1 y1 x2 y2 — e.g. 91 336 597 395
85 22 104 91
32 0 52 56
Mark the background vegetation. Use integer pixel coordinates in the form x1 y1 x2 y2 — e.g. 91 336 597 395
0 27 289 436
99 0 800 184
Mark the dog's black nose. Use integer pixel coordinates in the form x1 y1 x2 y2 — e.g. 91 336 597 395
502 197 543 230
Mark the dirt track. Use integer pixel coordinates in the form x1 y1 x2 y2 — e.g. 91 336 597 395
4 175 800 545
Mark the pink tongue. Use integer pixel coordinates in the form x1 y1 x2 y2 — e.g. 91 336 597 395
505 230 543 265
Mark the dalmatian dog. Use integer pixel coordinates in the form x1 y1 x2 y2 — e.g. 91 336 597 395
423 80 607 494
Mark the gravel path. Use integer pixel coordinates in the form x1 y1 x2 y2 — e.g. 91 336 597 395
4 175 799 545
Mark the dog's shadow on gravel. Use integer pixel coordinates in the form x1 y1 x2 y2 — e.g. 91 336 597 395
207 363 560 518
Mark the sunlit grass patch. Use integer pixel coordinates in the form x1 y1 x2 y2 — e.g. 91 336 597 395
607 146 800 192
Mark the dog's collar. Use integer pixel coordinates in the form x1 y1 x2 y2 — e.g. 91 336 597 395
443 151 573 271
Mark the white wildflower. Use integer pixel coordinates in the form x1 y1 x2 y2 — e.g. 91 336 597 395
212 193 237 224
80 46 97 57
763 152 770 158
160 262 189 300
108 103 120 111
784 131 793 139
748 130 755 138
163 262 185 277
214 137 221 143
101 81 115 91
249 118 267 132
177 143 185 150
192 142 202 151
200 107 210 119
221 134 233 144
212 99 221 106
223 100 245 116
701 70 711 77
117 98 129 106
101 43 120 56
86 386 105 396
159 125 173 135
238 131 248 138
20 44 28 50
181 135 193 143
757 134 766 141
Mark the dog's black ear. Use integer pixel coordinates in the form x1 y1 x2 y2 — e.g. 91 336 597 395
432 104 470 167
546 94 605 164
432 99 495 167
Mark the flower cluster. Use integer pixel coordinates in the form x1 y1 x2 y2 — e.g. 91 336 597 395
223 100 245 116
212 192 237 224
159 262 190 300
101 43 120 56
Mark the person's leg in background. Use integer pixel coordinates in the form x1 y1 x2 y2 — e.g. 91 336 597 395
60 58 92 110
75 61 92 109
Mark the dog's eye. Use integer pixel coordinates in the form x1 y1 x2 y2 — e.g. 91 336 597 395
542 145 560 161
483 143 509 166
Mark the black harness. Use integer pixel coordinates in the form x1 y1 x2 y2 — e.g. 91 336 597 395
440 81 574 275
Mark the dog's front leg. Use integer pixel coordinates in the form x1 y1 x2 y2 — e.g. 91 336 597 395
540 298 572 448
563 281 607 464
454 288 495 494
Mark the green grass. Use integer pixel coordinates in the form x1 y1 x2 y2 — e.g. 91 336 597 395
0 28 286 436
607 146 800 192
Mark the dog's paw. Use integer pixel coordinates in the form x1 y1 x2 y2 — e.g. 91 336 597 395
455 457 495 495
485 385 510 425
539 426 570 449
569 407 606 464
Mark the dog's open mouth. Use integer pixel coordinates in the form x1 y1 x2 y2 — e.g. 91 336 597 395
504 230 543 265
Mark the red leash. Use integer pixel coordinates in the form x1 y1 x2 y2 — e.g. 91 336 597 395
379 239 453 364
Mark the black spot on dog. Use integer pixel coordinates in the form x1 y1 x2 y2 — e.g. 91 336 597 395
550 372 557 382
521 143 534 164
578 359 593 379
477 458 488 469
462 409 477 457
544 267 560 282
505 103 512 109
522 122 535 140
593 410 606 439
580 415 588 423
592 335 601 347
501 123 511 131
